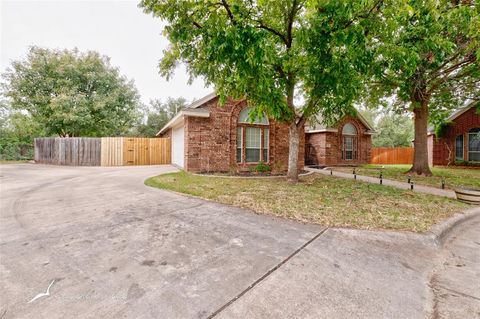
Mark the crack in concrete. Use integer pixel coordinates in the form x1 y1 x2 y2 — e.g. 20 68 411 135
436 285 480 301
206 227 329 319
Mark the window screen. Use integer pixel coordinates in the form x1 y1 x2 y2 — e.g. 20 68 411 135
245 127 261 162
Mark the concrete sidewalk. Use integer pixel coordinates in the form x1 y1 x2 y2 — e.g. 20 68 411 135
306 167 457 199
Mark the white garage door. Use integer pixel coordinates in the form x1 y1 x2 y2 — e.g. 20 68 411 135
171 125 184 168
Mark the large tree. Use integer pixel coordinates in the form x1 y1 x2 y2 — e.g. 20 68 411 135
367 0 479 175
1 47 142 137
140 0 382 182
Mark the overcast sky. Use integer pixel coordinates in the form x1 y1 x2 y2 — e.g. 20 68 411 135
0 0 211 104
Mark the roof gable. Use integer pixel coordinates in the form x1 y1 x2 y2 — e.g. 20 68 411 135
306 109 374 133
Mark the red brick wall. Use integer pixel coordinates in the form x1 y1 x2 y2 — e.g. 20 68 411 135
183 98 304 173
161 128 172 138
431 107 480 166
305 116 372 166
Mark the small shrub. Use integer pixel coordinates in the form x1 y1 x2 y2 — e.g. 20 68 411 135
249 161 271 173
455 160 480 167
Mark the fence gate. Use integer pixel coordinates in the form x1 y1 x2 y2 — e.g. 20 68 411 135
123 138 149 165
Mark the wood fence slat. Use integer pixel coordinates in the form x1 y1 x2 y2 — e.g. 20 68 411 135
35 137 171 166
34 137 101 166
370 147 414 165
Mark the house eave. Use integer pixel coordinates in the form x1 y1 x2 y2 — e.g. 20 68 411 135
305 128 338 134
446 102 477 122
156 110 210 136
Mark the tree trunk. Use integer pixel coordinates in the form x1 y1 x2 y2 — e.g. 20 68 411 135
287 121 301 183
410 100 433 176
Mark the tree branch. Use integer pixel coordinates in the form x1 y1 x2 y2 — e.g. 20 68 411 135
286 0 299 48
255 22 288 45
343 0 383 29
220 0 236 24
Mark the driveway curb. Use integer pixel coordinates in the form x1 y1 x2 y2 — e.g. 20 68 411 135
426 206 480 247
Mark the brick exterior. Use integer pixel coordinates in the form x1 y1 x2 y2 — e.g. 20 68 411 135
179 97 304 173
161 128 172 138
305 116 372 166
429 107 480 166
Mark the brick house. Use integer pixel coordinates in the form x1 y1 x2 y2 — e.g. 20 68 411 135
427 103 480 166
305 113 374 166
158 93 372 172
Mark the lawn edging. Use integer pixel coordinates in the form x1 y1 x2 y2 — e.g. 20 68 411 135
191 170 315 179
425 206 480 248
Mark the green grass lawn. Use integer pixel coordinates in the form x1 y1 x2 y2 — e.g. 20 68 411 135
145 172 467 232
332 165 480 189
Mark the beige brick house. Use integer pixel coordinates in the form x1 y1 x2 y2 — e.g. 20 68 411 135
158 93 372 172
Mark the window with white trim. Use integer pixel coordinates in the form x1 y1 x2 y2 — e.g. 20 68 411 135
236 127 243 163
342 123 357 160
455 135 464 161
468 128 480 162
263 128 269 162
245 127 261 162
237 107 269 163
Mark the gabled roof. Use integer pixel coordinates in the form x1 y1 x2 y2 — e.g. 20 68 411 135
157 91 376 135
305 109 375 133
156 93 217 135
188 92 217 109
428 101 478 135
156 108 210 136
446 101 478 122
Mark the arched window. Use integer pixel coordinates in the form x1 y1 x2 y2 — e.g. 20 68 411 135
237 107 269 163
238 107 269 124
342 123 357 160
468 128 480 162
342 123 357 135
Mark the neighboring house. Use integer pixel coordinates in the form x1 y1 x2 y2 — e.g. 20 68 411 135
428 103 480 166
158 93 373 172
305 113 374 166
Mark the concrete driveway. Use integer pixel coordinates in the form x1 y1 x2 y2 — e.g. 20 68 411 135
0 164 478 318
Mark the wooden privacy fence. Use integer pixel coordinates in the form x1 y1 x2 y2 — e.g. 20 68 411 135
35 137 171 166
34 137 101 166
370 147 414 165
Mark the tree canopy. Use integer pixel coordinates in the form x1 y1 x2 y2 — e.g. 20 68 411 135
365 0 479 174
140 0 383 181
1 47 142 137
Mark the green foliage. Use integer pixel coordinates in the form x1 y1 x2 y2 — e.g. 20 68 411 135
249 161 271 173
1 47 142 137
132 97 187 136
365 0 479 121
455 159 480 167
373 112 414 147
140 0 384 179
434 121 452 138
140 0 380 120
0 99 42 160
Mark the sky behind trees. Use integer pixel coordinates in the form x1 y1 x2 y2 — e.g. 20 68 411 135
0 0 210 104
